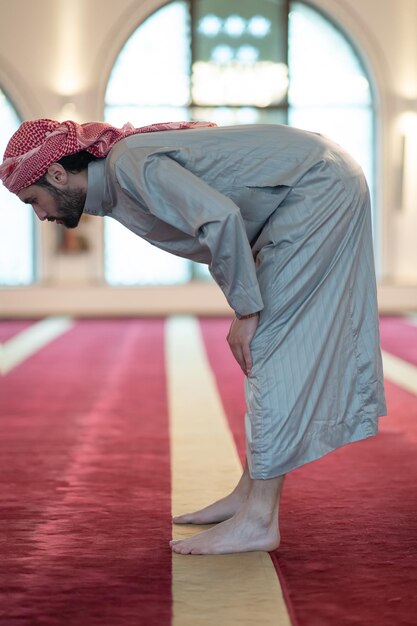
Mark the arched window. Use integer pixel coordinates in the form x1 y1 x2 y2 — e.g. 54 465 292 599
0 88 35 286
104 0 375 286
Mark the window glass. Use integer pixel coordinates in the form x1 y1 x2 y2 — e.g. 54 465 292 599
104 218 191 285
0 89 35 286
105 1 190 111
288 2 374 194
104 1 191 285
190 106 287 126
192 0 288 107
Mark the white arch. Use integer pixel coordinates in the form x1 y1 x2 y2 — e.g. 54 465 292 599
93 0 170 118
306 0 391 107
0 54 44 121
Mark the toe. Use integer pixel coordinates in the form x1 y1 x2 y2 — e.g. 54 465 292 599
171 541 186 553
173 515 191 524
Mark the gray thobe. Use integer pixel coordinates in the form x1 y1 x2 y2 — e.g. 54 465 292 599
83 124 386 479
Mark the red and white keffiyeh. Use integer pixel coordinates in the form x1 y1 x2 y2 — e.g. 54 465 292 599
0 119 216 194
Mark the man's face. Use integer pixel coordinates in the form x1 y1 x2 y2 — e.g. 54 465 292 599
17 183 86 229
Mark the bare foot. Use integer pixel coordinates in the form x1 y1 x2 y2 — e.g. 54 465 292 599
173 462 252 525
173 490 249 525
170 509 279 555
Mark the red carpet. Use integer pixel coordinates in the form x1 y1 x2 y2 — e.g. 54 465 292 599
380 316 417 365
0 320 36 342
0 320 171 626
200 317 417 626
379 317 417 443
2 316 417 625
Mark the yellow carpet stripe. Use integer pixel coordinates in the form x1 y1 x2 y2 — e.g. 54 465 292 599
0 316 74 375
382 349 417 396
167 316 291 626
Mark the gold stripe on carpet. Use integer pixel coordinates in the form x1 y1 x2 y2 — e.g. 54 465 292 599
382 349 417 396
0 316 74 375
167 316 291 626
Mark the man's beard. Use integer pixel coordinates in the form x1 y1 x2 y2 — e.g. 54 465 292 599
47 187 87 229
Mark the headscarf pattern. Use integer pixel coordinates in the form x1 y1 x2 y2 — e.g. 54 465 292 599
0 119 216 193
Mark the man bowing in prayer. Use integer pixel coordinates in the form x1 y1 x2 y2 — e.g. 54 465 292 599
0 118 386 555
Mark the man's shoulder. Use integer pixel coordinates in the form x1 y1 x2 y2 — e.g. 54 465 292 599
106 138 131 165
104 138 144 178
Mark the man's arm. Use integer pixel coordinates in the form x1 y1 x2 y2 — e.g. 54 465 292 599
114 147 264 317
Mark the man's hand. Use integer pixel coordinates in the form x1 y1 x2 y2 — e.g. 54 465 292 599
227 315 259 375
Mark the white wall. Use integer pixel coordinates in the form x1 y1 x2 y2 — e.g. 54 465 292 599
0 0 417 315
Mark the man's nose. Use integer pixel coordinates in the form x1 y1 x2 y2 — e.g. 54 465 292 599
33 206 47 221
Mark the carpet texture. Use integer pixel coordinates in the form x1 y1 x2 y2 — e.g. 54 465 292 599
0 319 172 626
380 316 417 365
200 317 417 626
0 320 35 342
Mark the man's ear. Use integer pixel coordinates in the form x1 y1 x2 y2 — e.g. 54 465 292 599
45 163 69 187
